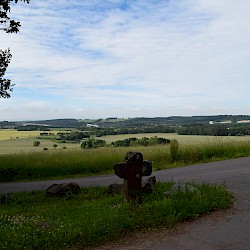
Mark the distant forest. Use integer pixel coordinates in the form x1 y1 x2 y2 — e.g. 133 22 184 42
1 115 250 137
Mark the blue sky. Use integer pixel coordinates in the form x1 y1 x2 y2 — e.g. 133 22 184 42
0 0 250 121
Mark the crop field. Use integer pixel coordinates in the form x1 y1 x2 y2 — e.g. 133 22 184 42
0 129 46 141
100 133 250 145
1 139 250 182
0 129 73 141
1 130 250 155
0 138 80 154
0 129 79 154
1 129 250 182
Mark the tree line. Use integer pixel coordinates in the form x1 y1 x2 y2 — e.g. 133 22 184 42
177 124 250 136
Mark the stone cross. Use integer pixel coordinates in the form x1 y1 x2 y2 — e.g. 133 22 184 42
114 151 152 203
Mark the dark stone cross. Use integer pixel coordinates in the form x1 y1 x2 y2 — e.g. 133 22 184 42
114 151 152 202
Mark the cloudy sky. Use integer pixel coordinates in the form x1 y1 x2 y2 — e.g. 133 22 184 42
0 0 250 121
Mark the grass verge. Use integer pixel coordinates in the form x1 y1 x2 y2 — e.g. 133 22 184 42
0 182 233 249
1 140 250 182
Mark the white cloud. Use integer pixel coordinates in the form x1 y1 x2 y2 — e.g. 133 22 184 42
1 0 250 120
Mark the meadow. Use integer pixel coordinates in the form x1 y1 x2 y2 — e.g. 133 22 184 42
100 133 250 145
0 129 46 140
0 129 79 154
1 130 250 155
0 182 233 249
1 137 250 182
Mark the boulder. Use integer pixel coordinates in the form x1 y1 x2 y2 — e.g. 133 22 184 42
0 193 13 204
107 176 156 196
46 182 81 197
107 184 123 195
142 176 156 194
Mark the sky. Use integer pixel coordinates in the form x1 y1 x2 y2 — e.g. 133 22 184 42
0 0 250 121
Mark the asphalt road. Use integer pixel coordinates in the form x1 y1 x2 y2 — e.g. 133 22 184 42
1 157 250 250
0 156 249 194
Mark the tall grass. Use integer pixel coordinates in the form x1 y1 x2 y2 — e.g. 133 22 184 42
1 140 250 182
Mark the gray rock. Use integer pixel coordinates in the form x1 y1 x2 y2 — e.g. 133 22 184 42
107 184 124 195
107 176 157 196
164 183 198 197
142 176 156 194
46 182 81 197
0 193 13 204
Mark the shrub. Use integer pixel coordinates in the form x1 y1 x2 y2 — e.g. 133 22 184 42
170 139 179 161
33 141 40 147
81 138 106 149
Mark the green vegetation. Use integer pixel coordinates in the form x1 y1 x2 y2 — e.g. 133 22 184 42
0 183 233 249
0 137 79 154
100 133 250 145
111 136 170 147
33 141 41 147
1 139 250 182
80 138 106 149
170 139 179 161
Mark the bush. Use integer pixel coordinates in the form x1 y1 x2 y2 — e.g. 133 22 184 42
170 139 179 161
113 137 171 147
81 138 106 149
33 141 40 147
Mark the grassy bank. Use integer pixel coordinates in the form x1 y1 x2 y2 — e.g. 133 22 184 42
1 140 250 182
0 182 233 249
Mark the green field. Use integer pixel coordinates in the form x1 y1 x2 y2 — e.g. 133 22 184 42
1 130 250 182
1 130 250 155
0 129 79 154
1 140 250 182
0 129 47 140
0 138 80 154
99 133 250 144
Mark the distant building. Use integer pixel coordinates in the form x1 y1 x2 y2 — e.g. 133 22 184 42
237 120 250 124
87 124 99 128
209 121 232 124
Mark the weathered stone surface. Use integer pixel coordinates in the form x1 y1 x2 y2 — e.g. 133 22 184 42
125 151 143 165
46 182 81 197
116 152 143 202
107 177 156 196
107 184 123 195
114 162 128 179
142 160 152 176
142 176 156 194
114 160 152 179
164 183 198 197
114 152 153 203
0 193 13 204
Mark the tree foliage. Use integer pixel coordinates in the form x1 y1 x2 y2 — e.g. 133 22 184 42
0 0 30 98
0 49 12 98
81 138 106 149
111 136 171 147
